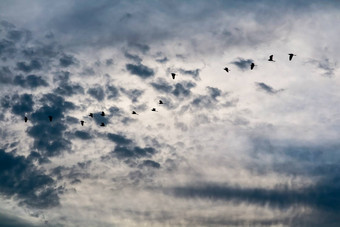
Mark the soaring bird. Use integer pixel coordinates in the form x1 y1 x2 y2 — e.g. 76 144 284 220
132 111 138 115
171 73 176 79
48 116 53 122
151 108 157 112
250 63 256 70
89 113 93 118
80 120 84 126
101 111 105 116
159 100 163 104
268 55 275 62
24 116 28 122
100 122 105 127
224 67 230 73
288 53 296 61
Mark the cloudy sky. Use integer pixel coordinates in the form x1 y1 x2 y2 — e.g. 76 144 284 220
0 0 340 226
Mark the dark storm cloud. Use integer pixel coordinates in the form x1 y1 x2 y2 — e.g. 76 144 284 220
179 68 200 80
0 149 60 208
126 63 154 79
16 60 42 73
255 82 283 94
231 58 253 70
87 86 105 101
11 93 34 115
107 133 133 145
124 52 142 63
13 75 49 88
0 213 39 227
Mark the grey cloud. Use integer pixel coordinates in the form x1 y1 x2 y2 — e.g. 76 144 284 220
107 133 133 145
16 60 42 73
27 93 76 157
74 130 92 140
59 54 76 67
105 58 113 66
0 149 60 208
129 42 150 54
13 75 49 88
172 82 195 98
126 63 154 79
108 146 157 160
231 58 253 70
255 82 283 94
124 52 142 63
106 85 120 100
156 57 168 63
0 66 12 84
150 78 173 93
120 88 144 102
179 68 200 80
54 82 84 96
141 160 161 169
11 93 34 115
87 85 105 101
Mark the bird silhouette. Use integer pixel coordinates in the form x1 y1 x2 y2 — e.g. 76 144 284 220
80 120 84 126
159 100 163 104
171 73 176 79
101 111 105 116
288 53 296 61
48 116 53 122
89 113 93 118
24 116 28 122
151 108 157 112
268 55 275 62
250 63 256 70
100 122 105 127
132 111 138 115
224 67 230 73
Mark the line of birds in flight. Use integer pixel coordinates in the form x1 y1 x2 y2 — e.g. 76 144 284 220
22 53 296 126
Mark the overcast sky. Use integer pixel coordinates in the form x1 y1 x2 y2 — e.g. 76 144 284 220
0 0 340 226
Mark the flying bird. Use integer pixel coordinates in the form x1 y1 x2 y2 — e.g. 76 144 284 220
224 67 230 73
250 63 256 70
100 122 105 127
268 55 275 62
132 111 138 115
171 73 176 79
24 116 28 122
101 111 105 116
288 53 296 61
48 116 53 122
151 108 157 112
159 100 163 104
80 120 84 126
89 113 93 118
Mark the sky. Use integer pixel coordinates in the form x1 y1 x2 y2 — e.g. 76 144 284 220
0 0 340 226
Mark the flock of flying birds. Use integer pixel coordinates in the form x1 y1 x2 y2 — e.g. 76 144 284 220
23 53 296 127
